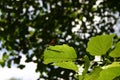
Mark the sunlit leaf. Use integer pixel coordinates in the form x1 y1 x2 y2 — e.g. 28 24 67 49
84 67 102 80
79 75 84 80
109 42 120 57
52 61 78 71
44 44 77 64
86 34 115 56
103 62 120 69
97 62 120 80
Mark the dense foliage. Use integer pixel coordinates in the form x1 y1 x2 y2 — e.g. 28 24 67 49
44 34 120 80
0 0 120 79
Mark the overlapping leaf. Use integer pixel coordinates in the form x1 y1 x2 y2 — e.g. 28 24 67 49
82 55 90 75
44 44 77 63
44 44 77 71
86 34 115 56
97 62 120 80
52 61 78 71
109 42 120 57
84 67 102 80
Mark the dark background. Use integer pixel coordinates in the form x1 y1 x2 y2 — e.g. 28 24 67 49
0 0 120 79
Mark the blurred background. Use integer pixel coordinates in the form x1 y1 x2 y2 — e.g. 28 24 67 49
0 0 120 80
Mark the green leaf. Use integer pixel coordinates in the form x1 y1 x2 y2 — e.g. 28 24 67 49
44 44 77 64
0 59 5 67
97 62 120 80
0 59 4 64
79 75 84 80
52 61 78 71
86 34 115 56
109 42 120 57
103 62 120 69
82 55 90 76
2 53 9 60
84 67 102 80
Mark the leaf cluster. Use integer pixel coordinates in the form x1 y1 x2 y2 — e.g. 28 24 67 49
0 0 120 79
44 34 120 80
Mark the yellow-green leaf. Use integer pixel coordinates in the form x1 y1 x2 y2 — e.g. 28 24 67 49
84 67 102 80
52 61 78 71
109 42 120 57
44 44 77 64
97 62 120 80
86 34 115 56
